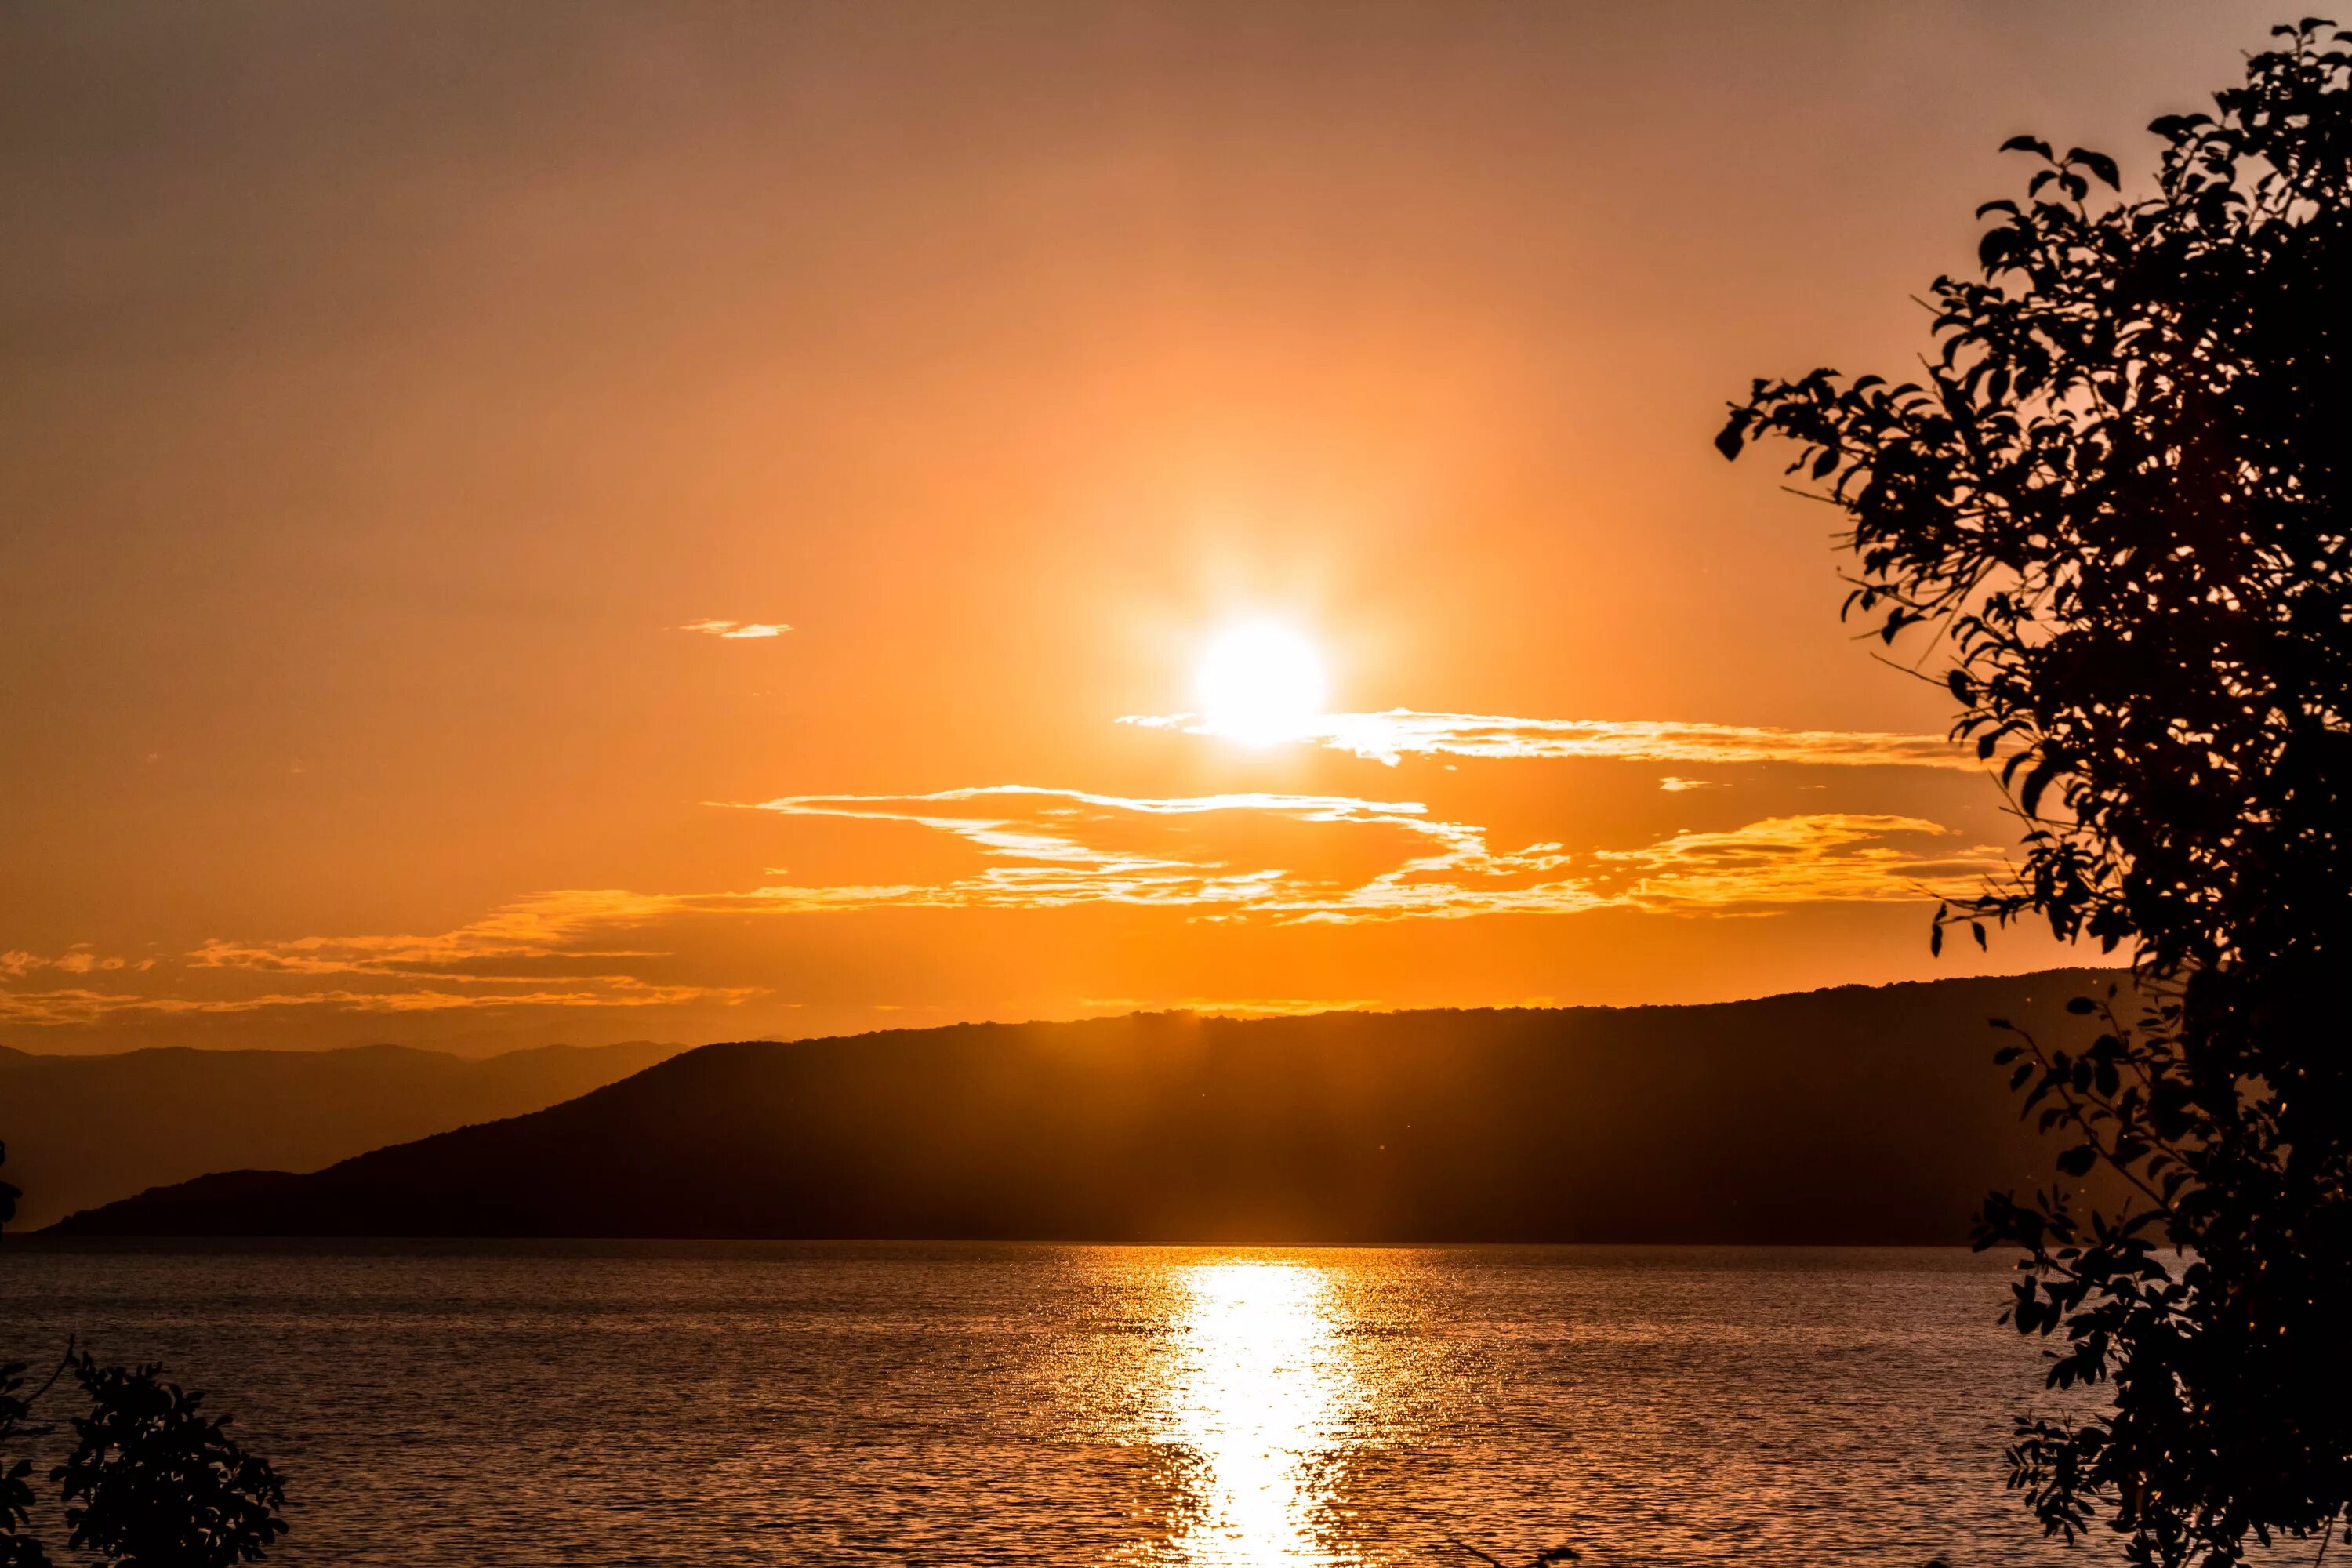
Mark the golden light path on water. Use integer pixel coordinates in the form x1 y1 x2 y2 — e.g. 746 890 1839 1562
1162 1260 1368 1566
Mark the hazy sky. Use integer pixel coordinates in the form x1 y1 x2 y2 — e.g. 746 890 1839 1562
1 3 2274 1051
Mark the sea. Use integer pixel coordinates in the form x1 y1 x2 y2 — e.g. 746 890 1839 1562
0 1242 2090 1566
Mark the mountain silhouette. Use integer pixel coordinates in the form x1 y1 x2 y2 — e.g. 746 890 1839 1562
1 1040 681 1230
46 973 2125 1243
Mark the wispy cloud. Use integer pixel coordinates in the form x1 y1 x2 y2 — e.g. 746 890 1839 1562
0 946 155 979
1 895 767 1027
728 787 1998 924
1596 815 2002 910
679 619 791 640
0 980 756 1028
188 890 678 981
1120 709 1969 770
736 786 1472 915
5 790 2002 1029
1657 776 1725 793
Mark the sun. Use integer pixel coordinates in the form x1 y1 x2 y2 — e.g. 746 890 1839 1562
1195 621 1327 746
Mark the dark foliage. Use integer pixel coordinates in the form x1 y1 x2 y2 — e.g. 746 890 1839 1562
0 1147 43 1568
0 1360 53 1568
0 1156 288 1567
55 1356 286 1568
1719 20 2352 1566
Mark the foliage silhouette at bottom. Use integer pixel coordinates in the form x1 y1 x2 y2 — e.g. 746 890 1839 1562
0 1346 286 1568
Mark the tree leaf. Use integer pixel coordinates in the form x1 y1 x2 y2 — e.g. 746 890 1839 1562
1714 410 1750 460
2071 147 2122 187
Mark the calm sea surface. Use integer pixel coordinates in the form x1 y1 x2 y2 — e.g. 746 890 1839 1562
0 1243 2085 1566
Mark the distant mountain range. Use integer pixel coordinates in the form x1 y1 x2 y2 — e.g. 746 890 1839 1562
42 971 2129 1243
1 1040 681 1230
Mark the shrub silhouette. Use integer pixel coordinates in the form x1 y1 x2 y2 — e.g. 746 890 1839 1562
55 1356 286 1568
1 1362 46 1568
1721 19 2352 1566
0 1146 287 1566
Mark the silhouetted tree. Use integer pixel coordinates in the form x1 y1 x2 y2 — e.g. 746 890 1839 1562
1 1363 51 1568
0 1153 288 1566
0 1147 45 1568
55 1356 286 1568
1720 20 2351 1566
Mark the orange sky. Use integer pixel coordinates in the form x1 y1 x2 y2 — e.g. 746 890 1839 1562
1 4 2263 1053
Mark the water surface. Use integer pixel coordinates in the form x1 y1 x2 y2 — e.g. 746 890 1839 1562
1 1243 2074 1566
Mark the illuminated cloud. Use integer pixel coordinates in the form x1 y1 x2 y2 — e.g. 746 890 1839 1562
0 981 755 1028
1595 815 2002 911
188 889 681 980
5 793 2002 1028
0 895 768 1027
728 788 1998 924
735 786 1468 914
679 619 791 640
1120 709 1970 770
1657 776 1724 793
0 946 154 978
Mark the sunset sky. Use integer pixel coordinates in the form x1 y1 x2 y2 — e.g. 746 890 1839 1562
2 3 2265 1053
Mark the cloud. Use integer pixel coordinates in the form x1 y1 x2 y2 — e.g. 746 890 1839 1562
1120 709 1970 770
188 889 681 981
726 787 1999 924
5 793 2003 1028
0 946 155 978
1657 776 1724 793
735 786 1478 915
0 896 765 1028
180 790 2004 975
679 619 791 640
0 980 757 1028
1595 814 2002 911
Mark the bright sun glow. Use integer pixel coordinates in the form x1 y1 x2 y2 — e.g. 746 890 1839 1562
1195 622 1327 747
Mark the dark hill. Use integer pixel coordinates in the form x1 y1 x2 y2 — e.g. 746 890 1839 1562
46 971 2127 1243
0 1040 681 1229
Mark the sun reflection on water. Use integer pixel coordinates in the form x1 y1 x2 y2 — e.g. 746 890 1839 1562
1163 1260 1366 1566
